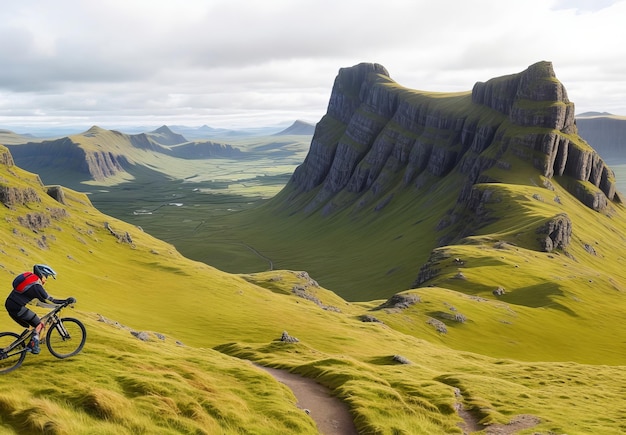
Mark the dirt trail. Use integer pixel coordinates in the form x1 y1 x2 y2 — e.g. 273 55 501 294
257 365 358 435
259 365 539 435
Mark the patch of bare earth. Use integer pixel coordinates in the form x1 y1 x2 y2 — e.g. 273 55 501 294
260 364 539 435
256 365 358 435
484 414 541 434
455 387 540 434
457 408 541 435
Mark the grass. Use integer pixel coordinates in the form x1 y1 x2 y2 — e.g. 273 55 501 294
0 316 319 435
2 144 626 433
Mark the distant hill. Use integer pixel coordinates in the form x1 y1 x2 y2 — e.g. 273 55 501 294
575 113 626 161
577 111 613 117
147 125 188 145
5 125 243 185
274 120 315 135
169 124 285 140
0 129 37 145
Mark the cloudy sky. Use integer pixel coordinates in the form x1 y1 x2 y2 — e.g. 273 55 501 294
0 0 624 132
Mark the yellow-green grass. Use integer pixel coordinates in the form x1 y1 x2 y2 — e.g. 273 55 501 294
2 145 626 433
0 315 319 435
217 336 626 434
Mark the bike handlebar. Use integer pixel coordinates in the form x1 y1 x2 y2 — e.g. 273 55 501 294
37 301 75 323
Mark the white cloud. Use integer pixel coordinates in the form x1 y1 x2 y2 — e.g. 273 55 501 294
0 0 625 131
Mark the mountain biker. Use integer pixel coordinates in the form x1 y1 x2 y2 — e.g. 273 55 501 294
4 264 76 354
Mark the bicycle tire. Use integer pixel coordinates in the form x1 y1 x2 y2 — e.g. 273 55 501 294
0 332 27 374
46 318 86 359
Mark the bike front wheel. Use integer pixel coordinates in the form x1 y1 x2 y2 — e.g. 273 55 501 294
46 318 86 359
0 332 27 374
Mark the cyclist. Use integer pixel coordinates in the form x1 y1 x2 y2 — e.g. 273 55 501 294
4 264 76 354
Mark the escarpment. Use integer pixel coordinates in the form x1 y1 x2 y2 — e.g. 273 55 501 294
0 145 14 167
288 61 620 220
7 138 126 182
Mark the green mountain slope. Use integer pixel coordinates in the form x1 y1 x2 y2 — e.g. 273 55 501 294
0 146 625 433
169 62 626 365
5 126 242 188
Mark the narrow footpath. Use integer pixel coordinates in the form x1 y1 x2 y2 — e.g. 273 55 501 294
256 365 358 435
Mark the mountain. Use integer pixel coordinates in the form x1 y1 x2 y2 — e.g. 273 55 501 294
2 62 626 432
0 129 37 145
147 125 188 145
5 125 243 185
575 112 626 161
169 124 286 140
188 61 624 302
287 61 617 215
274 120 316 136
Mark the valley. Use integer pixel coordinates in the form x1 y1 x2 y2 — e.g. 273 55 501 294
2 61 626 434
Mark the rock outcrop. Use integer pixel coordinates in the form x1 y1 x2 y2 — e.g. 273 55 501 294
287 61 619 217
0 145 14 167
6 136 126 182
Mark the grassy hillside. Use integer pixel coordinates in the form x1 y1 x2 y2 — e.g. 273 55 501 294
172 156 626 365
2 142 626 434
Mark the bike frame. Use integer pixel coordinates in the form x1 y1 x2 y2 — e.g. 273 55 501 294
2 302 70 357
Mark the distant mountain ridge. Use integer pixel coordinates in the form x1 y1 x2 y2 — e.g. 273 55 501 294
148 125 188 145
274 120 315 136
5 125 242 183
575 113 626 161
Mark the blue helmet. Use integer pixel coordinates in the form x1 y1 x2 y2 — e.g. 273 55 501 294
33 264 56 279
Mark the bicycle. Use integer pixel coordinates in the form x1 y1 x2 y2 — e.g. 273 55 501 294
0 300 86 374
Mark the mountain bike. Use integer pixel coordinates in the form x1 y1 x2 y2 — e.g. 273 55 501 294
0 301 86 374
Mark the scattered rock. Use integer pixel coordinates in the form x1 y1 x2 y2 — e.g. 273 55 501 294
427 318 448 334
46 186 66 204
374 293 421 310
493 286 506 296
131 331 150 341
279 331 299 343
392 354 411 365
583 243 597 255
359 314 383 323
104 222 135 246
537 213 571 252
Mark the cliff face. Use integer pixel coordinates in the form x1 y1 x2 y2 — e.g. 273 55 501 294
288 61 619 217
6 126 245 184
7 138 126 182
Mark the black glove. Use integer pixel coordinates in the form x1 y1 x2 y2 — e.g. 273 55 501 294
66 297 76 305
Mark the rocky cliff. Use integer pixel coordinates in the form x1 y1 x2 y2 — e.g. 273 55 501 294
6 126 244 184
7 136 127 182
288 61 620 218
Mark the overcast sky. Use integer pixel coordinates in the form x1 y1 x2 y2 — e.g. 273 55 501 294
0 0 624 132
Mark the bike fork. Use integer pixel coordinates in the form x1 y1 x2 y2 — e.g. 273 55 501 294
54 322 71 340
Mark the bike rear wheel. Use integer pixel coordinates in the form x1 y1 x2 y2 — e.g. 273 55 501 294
46 318 86 359
0 332 27 374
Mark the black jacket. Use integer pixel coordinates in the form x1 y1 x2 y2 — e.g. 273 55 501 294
5 282 60 313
